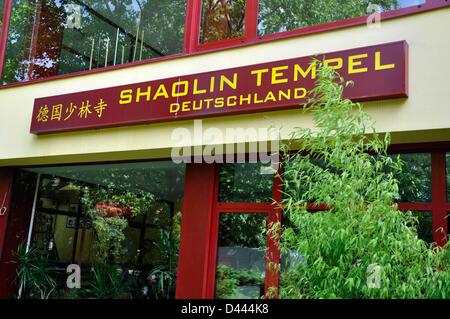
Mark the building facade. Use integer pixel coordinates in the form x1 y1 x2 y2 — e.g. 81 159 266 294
0 0 449 299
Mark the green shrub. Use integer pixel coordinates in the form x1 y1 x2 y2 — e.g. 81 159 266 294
277 62 450 299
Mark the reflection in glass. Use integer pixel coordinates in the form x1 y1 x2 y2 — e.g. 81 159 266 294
406 211 433 244
215 213 267 299
18 160 185 299
0 0 5 35
257 0 426 36
2 0 186 84
390 153 432 202
446 153 450 202
218 162 274 203
200 0 246 44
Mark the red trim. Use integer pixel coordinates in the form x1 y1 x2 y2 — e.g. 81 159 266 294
431 152 448 245
397 203 434 211
1 0 448 89
217 202 271 212
193 0 450 54
389 141 450 153
0 0 12 81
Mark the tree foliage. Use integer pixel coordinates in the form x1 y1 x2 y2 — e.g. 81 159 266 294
277 62 450 298
258 0 401 35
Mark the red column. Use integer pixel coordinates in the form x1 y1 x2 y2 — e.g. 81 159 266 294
183 0 202 53
0 169 37 298
175 163 217 299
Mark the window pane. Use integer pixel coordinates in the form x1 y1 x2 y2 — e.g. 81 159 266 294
215 213 267 299
21 160 185 299
200 0 246 44
391 153 432 202
2 0 186 84
406 211 433 244
218 162 274 202
257 0 426 36
0 0 5 36
446 153 450 202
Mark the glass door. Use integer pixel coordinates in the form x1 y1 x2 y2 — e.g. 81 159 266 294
209 162 282 299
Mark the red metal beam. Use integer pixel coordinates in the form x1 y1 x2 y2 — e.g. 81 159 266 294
183 0 202 53
397 202 434 211
245 0 258 41
175 163 217 299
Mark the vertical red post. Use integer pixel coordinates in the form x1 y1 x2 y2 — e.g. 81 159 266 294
0 170 38 298
431 151 448 246
245 0 258 41
0 0 12 81
175 163 217 299
183 0 202 53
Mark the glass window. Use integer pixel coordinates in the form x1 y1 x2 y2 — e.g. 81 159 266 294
2 0 187 84
218 162 274 202
257 0 426 36
18 160 185 299
200 0 246 44
446 153 450 201
406 211 433 244
215 213 267 299
390 153 432 202
0 0 5 35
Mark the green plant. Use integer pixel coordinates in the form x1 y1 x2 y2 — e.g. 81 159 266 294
149 268 175 299
81 184 155 264
215 265 240 299
215 265 265 299
277 61 450 298
92 216 128 264
14 244 57 299
83 265 128 299
148 229 179 299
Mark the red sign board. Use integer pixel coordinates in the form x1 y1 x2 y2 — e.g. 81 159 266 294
30 41 408 134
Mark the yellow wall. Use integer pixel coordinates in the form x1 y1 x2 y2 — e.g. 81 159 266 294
0 8 450 166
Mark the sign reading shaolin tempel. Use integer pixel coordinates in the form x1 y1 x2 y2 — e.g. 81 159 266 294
30 41 408 134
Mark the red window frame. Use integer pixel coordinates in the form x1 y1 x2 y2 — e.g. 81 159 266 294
0 0 449 88
204 162 283 299
200 142 450 300
388 143 449 246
